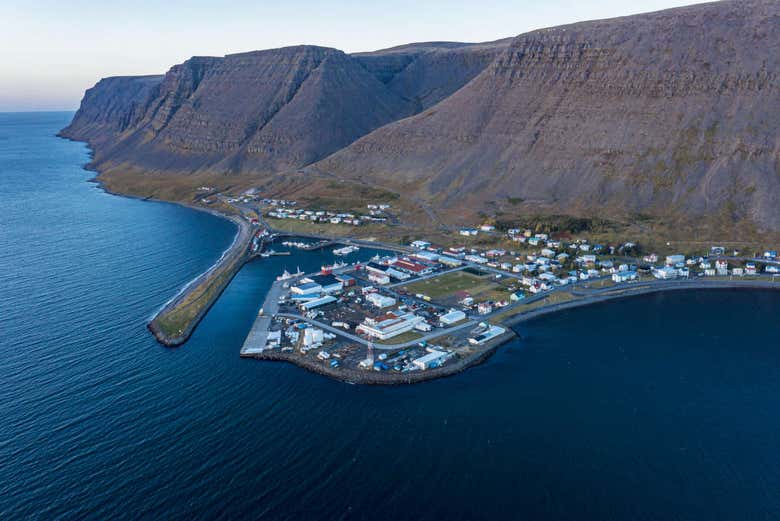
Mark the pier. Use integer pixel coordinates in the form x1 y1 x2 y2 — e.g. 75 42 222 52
240 277 289 355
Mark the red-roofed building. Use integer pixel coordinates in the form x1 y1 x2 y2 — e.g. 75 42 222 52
392 259 434 275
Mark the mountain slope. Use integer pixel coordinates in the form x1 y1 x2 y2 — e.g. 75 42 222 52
320 0 780 230
61 46 416 176
353 39 511 109
61 40 508 180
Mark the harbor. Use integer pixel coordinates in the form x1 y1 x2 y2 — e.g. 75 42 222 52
234 229 780 384
145 190 780 384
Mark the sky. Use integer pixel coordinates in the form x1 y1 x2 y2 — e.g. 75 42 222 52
0 0 714 112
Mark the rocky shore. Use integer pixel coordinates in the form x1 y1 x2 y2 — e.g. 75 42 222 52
240 329 517 385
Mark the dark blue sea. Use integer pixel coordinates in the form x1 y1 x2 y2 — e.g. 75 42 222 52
0 112 778 520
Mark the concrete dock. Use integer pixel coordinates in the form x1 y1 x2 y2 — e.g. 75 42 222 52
240 277 291 355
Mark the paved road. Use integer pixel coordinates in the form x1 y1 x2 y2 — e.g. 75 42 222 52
275 312 481 350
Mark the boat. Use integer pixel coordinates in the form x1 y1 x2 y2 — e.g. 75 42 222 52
333 245 359 256
276 266 305 281
321 261 347 273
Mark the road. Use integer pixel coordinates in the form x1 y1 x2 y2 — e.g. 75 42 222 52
275 312 481 351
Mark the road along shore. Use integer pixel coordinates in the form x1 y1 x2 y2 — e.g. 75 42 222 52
503 278 780 328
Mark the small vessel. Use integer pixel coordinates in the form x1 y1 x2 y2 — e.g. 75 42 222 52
333 245 359 256
321 261 347 273
276 266 304 281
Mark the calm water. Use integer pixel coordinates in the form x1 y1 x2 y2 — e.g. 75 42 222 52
0 112 778 520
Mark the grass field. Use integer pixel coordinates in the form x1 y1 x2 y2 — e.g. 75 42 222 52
402 270 503 301
491 291 577 322
374 331 423 345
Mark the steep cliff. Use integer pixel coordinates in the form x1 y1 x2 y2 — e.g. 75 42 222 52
321 0 780 229
354 39 511 109
62 0 780 232
61 46 416 175
60 75 163 143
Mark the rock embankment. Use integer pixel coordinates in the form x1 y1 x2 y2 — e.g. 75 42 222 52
148 213 253 346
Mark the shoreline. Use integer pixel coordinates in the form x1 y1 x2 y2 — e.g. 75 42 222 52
240 329 517 385
243 279 780 385
503 279 780 328
146 211 253 346
73 165 255 347
62 135 780 383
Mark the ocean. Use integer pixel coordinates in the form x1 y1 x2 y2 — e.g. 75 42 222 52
0 112 778 520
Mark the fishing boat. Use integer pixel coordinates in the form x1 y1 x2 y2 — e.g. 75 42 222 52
333 245 359 256
321 261 347 273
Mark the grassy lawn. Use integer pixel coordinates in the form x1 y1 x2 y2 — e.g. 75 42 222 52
374 331 423 345
492 291 578 322
580 278 616 289
402 270 498 300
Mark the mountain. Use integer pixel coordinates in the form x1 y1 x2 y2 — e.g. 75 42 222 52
353 39 512 110
60 41 508 179
62 0 780 233
320 0 780 230
60 46 414 175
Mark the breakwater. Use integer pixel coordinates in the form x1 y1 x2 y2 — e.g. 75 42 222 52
148 214 255 346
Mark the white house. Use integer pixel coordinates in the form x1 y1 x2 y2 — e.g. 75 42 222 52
666 254 685 265
612 271 637 283
652 267 678 279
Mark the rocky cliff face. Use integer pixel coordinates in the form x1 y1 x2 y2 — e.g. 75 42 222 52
61 75 163 143
61 46 416 175
63 0 780 231
61 41 507 177
321 0 780 230
353 40 511 109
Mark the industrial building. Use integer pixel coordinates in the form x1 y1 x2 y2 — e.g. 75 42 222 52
356 311 423 340
439 309 466 326
366 293 396 309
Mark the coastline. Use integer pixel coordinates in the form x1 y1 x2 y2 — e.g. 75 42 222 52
242 279 780 385
503 279 780 328
241 328 517 385
83 176 254 347
61 135 780 384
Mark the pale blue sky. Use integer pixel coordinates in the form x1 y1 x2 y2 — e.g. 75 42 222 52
0 0 713 111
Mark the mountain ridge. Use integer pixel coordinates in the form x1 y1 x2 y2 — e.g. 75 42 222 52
318 0 780 230
61 0 780 232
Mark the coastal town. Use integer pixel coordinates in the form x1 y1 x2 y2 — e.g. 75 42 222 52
176 191 780 384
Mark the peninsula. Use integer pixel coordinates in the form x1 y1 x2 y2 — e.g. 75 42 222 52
154 191 780 385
